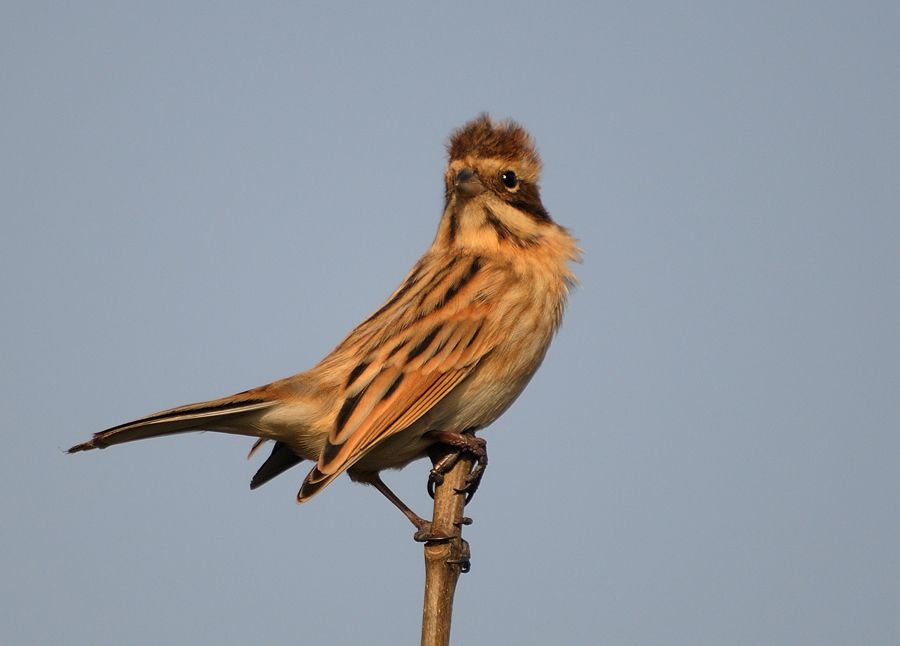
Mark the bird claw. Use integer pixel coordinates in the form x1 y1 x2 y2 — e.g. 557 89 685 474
446 538 472 573
427 470 446 499
413 523 452 543
425 431 488 503
417 527 472 572
453 462 487 502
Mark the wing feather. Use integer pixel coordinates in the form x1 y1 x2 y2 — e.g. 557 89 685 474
297 255 500 501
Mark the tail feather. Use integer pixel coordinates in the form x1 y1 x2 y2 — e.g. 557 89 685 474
68 397 278 453
250 441 305 490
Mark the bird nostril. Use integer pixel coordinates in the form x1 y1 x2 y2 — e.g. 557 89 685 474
454 167 485 198
456 168 475 184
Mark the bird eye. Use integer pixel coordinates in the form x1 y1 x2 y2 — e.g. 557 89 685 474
501 170 518 190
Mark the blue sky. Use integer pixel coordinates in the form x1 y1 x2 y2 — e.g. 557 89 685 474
2 2 899 644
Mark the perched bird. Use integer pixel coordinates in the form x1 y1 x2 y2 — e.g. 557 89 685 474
69 115 579 538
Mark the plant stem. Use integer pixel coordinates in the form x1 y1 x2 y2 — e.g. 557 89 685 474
420 454 474 646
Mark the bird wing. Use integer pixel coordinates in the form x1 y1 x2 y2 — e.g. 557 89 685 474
297 255 500 501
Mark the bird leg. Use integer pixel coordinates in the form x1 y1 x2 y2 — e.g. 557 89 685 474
426 430 488 503
364 473 450 543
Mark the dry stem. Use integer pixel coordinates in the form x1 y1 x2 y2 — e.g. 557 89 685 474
420 454 475 646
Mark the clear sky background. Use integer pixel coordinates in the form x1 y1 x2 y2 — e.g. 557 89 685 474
2 2 898 645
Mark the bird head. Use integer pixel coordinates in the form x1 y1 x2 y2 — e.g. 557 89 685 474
436 115 555 250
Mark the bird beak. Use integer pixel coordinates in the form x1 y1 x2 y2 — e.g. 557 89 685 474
455 168 486 198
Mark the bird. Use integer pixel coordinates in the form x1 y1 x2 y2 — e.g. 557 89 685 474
69 114 580 539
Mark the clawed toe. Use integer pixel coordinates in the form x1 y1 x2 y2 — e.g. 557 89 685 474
453 457 486 502
413 522 452 543
445 538 472 573
427 469 446 499
425 431 489 503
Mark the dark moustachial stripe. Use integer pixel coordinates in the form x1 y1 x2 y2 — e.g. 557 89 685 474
483 207 537 247
483 206 514 241
345 361 370 388
336 383 369 433
407 325 443 361
443 256 483 303
447 208 458 243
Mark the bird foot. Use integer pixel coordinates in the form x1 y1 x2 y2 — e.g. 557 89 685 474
413 520 452 543
426 431 488 503
446 538 472 574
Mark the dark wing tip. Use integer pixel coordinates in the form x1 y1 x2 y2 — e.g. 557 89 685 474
297 467 329 503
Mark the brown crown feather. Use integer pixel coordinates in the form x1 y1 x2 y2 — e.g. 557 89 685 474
447 114 542 170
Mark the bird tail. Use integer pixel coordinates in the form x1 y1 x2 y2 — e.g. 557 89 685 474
68 394 279 453
249 440 306 490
